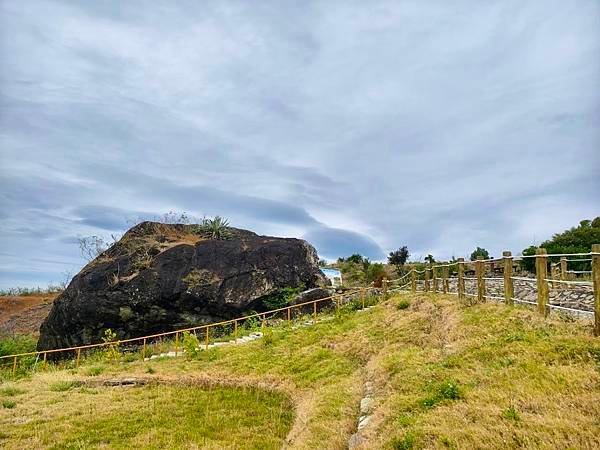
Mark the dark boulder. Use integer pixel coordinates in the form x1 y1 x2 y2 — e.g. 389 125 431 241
38 222 327 351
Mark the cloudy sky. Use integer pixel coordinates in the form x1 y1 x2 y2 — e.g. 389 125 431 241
1 0 599 289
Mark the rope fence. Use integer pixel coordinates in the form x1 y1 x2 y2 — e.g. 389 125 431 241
2 246 598 378
391 244 600 337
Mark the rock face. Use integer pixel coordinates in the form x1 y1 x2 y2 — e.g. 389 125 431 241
38 222 327 351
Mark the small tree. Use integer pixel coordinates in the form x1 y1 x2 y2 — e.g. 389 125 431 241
470 247 490 261
388 246 410 274
78 236 109 262
424 254 435 264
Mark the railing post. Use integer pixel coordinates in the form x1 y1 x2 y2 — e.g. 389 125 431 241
476 256 485 303
535 248 549 317
432 267 438 293
12 356 17 376
592 244 600 336
313 302 317 321
142 338 147 361
175 331 179 356
550 262 559 290
205 326 210 350
76 348 81 367
442 266 448 294
503 251 514 306
457 258 465 302
560 256 567 281
361 287 366 309
411 270 416 293
382 278 388 300
424 265 430 292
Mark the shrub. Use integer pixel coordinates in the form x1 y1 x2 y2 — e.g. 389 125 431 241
262 327 274 347
0 335 37 357
86 366 104 377
261 285 304 310
392 432 416 449
0 386 24 397
2 399 16 409
101 329 120 363
193 216 232 240
182 331 200 359
397 299 411 310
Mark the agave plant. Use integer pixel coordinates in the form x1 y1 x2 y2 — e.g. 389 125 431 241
198 216 232 240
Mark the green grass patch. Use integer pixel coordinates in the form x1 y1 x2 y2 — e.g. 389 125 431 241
5 385 293 449
2 399 16 409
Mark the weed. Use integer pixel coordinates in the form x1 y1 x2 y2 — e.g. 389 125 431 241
420 380 462 409
397 299 411 310
0 386 25 396
502 405 520 421
2 399 16 409
391 432 416 449
263 327 274 346
86 366 104 377
145 366 155 374
182 331 200 359
101 329 120 363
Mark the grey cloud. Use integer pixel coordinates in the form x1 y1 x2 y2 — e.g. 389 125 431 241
1 0 599 288
303 225 385 261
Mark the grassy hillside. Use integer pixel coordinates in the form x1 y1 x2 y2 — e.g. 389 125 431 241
1 292 599 449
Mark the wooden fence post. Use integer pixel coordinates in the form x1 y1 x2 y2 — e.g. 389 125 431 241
442 266 448 294
205 326 210 350
432 267 438 293
12 356 17 376
476 256 485 303
457 258 465 301
361 287 366 309
535 248 549 317
142 338 147 361
313 302 317 321
424 266 430 292
592 244 600 336
560 257 567 282
411 270 416 293
503 251 514 305
175 331 179 356
550 262 559 289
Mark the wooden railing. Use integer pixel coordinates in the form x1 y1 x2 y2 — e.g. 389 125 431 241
385 244 600 336
1 286 381 376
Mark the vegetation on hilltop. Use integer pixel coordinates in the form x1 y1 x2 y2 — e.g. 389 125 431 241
521 216 600 271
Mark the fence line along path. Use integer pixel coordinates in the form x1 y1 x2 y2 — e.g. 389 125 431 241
386 245 599 337
1 286 382 376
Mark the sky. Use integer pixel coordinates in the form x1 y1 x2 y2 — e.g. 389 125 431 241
1 0 599 289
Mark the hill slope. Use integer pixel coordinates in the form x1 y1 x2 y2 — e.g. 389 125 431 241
1 292 599 449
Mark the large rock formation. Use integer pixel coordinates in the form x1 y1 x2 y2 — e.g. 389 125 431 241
38 222 327 351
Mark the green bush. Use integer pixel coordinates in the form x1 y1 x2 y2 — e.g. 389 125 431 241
391 432 416 449
261 285 305 310
86 366 104 377
0 335 37 357
101 329 120 363
2 399 16 409
182 331 200 359
397 299 411 310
